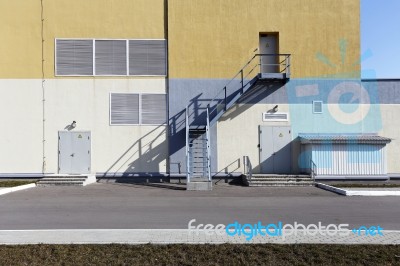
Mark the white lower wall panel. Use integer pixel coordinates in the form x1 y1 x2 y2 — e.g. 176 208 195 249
0 79 167 174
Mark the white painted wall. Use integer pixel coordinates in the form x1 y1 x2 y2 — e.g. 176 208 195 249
0 80 43 173
0 79 168 174
379 105 400 174
217 103 293 174
217 102 400 175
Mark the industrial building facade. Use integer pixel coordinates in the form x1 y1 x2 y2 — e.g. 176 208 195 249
0 0 398 181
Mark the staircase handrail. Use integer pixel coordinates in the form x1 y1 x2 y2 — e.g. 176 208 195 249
310 159 317 183
185 106 190 183
206 54 291 123
206 108 211 182
207 54 257 114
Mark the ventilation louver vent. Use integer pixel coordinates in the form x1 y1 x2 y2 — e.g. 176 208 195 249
129 40 167 76
142 94 167 124
313 101 323 114
110 93 167 125
56 39 93 75
56 39 167 76
95 40 127 75
262 112 289 122
110 93 139 125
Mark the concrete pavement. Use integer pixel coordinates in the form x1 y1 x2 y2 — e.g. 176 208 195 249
0 182 399 231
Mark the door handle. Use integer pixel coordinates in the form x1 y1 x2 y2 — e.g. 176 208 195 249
71 153 75 157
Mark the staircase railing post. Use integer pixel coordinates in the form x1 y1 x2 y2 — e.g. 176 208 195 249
241 69 244 93
185 106 190 184
224 87 227 111
206 108 211 183
243 156 246 176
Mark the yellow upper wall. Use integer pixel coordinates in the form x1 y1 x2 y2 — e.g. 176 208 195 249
0 1 42 78
168 0 360 79
0 0 359 79
0 0 165 78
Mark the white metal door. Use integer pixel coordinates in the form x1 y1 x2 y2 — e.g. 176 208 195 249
260 126 291 174
59 131 91 174
259 34 278 73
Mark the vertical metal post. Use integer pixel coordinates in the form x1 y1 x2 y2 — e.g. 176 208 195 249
206 108 211 183
224 87 227 111
185 106 190 183
243 156 246 175
241 69 244 93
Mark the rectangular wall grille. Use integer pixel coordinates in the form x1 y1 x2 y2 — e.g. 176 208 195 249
110 93 167 125
262 112 289 122
313 101 323 114
129 40 167 76
56 39 167 76
95 40 127 75
56 40 93 75
141 94 167 124
110 94 139 125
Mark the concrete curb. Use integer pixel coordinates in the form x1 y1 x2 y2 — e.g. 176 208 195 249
0 229 399 245
0 183 36 196
316 183 400 196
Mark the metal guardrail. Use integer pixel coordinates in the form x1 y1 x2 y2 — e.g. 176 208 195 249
185 106 190 183
310 159 317 183
206 108 211 182
170 162 182 183
207 54 291 125
243 156 253 181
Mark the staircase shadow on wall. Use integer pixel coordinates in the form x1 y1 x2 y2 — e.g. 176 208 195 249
219 83 285 122
99 125 169 184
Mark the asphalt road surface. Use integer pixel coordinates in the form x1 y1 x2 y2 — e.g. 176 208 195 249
0 182 399 230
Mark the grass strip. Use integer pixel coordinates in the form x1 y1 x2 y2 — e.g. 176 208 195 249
0 180 36 187
0 244 399 265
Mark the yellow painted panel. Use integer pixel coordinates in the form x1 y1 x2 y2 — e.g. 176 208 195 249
0 0 165 78
44 0 165 78
168 0 360 78
0 1 42 78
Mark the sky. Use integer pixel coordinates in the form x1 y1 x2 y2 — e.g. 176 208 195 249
361 0 400 79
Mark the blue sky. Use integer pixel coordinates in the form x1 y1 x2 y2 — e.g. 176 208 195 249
361 0 400 78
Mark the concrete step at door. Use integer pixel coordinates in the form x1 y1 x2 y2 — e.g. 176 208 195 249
242 174 314 187
37 175 96 187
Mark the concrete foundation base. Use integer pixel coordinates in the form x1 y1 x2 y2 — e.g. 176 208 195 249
187 181 212 191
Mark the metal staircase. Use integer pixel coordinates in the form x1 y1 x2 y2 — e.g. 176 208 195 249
185 53 291 190
208 54 291 127
186 108 212 190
